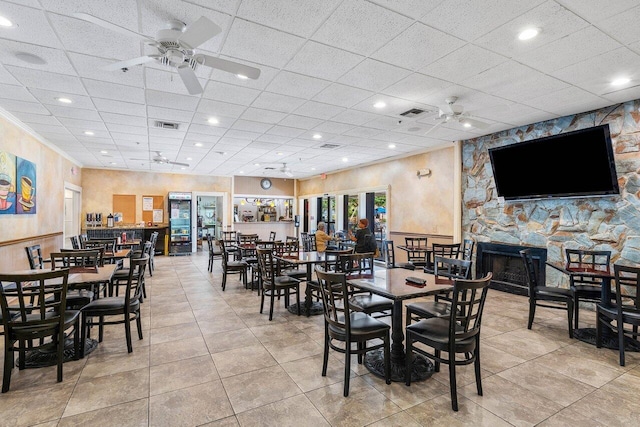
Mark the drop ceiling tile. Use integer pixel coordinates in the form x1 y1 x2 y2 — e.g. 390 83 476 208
0 40 76 76
251 92 306 114
221 18 305 68
556 0 638 22
266 125 306 138
187 123 228 137
265 71 331 99
146 89 200 111
255 134 292 144
148 127 186 139
100 112 148 127
241 107 287 124
49 14 141 61
421 0 545 42
312 0 411 56
184 133 221 145
93 98 148 117
209 57 279 90
231 119 273 134
29 88 94 109
596 5 640 45
421 44 508 84
202 80 261 105
146 106 193 123
373 23 465 71
312 83 374 108
330 109 380 126
57 116 107 130
285 41 365 81
105 123 148 135
197 98 246 118
11 111 58 125
5 65 86 95
83 79 146 104
313 121 355 135
67 52 145 87
40 0 139 27
110 132 146 142
382 73 453 103
278 114 325 129
475 2 590 58
190 112 234 128
1 99 51 115
0 64 19 85
292 101 345 120
224 129 262 140
601 85 640 104
0 2 62 48
524 86 609 115
0 83 37 102
342 126 384 139
237 0 340 38
338 59 411 92
44 105 102 121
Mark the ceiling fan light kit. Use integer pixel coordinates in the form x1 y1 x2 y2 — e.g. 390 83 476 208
425 97 490 136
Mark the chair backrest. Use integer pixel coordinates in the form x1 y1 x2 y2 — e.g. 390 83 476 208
520 249 539 297
447 273 492 342
70 235 81 249
239 233 258 244
384 240 396 268
0 269 70 332
432 243 462 259
461 239 475 261
125 255 149 306
315 267 352 334
405 237 428 248
434 256 472 280
51 250 101 272
612 264 640 313
323 249 353 272
256 248 277 287
216 240 230 268
269 231 276 241
25 244 44 270
84 238 116 254
565 248 612 286
339 252 374 279
222 231 237 243
149 231 159 256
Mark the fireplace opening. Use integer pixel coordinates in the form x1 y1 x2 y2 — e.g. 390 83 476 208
476 242 547 295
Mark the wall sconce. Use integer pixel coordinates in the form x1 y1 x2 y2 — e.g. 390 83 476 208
417 168 432 178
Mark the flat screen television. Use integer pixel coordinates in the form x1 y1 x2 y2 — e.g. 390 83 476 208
488 124 620 201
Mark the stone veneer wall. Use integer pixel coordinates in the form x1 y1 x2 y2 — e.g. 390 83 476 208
462 99 640 285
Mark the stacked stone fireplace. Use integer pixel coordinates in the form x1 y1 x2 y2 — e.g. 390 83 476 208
476 242 547 295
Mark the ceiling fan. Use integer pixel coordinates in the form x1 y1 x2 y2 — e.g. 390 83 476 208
425 97 490 135
73 13 261 95
131 151 189 167
263 162 293 177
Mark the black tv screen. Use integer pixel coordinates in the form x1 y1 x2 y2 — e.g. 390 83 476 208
488 124 620 201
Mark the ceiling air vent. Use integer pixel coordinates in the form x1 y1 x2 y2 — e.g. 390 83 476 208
318 143 341 149
399 108 426 118
154 120 179 130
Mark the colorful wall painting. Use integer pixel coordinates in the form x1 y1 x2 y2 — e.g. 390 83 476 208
16 157 36 214
0 151 16 215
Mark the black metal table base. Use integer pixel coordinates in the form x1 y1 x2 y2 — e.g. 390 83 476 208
574 328 640 352
364 348 434 382
21 338 99 368
287 301 324 316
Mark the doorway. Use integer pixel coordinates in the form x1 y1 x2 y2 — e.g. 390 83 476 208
63 182 82 248
192 192 227 252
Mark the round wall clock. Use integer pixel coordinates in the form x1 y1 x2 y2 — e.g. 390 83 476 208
260 178 272 190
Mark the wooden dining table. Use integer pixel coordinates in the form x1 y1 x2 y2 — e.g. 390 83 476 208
348 268 452 382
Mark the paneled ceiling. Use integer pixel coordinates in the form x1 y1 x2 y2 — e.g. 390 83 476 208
0 0 639 178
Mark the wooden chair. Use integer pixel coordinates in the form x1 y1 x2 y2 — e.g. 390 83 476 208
405 273 492 411
207 235 222 273
405 256 472 326
424 242 461 274
51 250 103 302
315 267 390 396
0 269 80 393
147 231 159 275
25 244 44 270
520 249 574 338
383 240 415 270
340 252 393 319
80 255 148 357
70 235 81 249
269 231 276 241
565 248 611 329
221 231 239 261
217 239 248 291
596 264 640 366
461 239 475 262
256 248 301 321
110 241 153 299
404 237 428 267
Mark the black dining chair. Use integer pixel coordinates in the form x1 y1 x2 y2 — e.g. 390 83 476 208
0 269 80 393
596 263 640 366
565 248 611 329
405 273 492 411
217 239 249 291
315 266 390 397
520 249 574 338
256 248 300 320
404 237 428 267
383 240 415 270
70 235 81 249
424 242 461 274
25 244 44 270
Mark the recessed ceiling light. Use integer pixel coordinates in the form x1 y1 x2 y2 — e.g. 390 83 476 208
277 152 283 155
239 170 244 174
100 150 108 154
611 77 631 86
236 74 248 80
181 167 186 170
56 97 72 104
207 117 219 124
388 143 396 149
342 157 348 162
14 52 46 65
0 15 13 27
186 157 192 161
518 28 539 41
84 131 94 135
311 167 316 170
313 134 322 139
373 101 386 109
110 162 116 165
463 122 472 128
194 142 203 147
254 163 260 166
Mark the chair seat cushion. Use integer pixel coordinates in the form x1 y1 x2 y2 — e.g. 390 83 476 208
407 317 474 347
82 296 139 314
349 294 393 312
329 311 389 336
274 276 299 286
406 300 451 318
227 261 248 268
537 286 573 297
572 284 602 296
282 269 307 279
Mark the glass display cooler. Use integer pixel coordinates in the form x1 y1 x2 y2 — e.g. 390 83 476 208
168 191 192 255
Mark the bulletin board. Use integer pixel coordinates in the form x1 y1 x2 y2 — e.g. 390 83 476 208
112 195 136 224
142 195 164 224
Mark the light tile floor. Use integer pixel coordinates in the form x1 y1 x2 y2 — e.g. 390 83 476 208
2 252 640 426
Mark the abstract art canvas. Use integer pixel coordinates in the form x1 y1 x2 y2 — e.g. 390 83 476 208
16 157 36 214
0 151 16 215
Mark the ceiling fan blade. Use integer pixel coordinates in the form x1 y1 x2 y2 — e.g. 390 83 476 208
178 16 221 49
459 117 490 129
103 56 156 71
73 13 153 42
198 54 261 79
177 64 203 95
168 161 190 167
424 121 443 137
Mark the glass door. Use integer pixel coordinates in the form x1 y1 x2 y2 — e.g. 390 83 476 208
168 192 192 255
